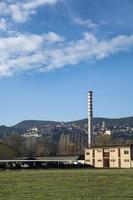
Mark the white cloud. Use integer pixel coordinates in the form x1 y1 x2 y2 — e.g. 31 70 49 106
0 0 60 23
0 32 64 76
43 32 65 42
0 32 133 76
74 17 98 29
23 0 59 10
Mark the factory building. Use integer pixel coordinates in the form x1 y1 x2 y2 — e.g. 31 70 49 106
85 145 133 168
85 91 133 168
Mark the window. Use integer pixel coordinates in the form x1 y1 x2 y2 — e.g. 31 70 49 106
111 159 115 162
124 150 129 154
103 152 109 157
86 160 90 162
86 152 90 155
124 159 129 162
97 149 102 153
111 149 115 152
98 159 102 162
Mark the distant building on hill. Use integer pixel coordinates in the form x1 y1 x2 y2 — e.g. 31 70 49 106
85 144 133 168
0 141 15 159
22 127 42 138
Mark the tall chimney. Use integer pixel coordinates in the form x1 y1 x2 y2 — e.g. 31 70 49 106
88 91 93 147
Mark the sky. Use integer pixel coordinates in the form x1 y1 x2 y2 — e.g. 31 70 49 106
0 0 133 126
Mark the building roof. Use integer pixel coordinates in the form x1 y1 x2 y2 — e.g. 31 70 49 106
85 144 133 149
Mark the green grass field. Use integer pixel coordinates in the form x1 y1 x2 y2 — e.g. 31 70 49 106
0 169 133 200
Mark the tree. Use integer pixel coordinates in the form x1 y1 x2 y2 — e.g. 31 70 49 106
94 134 113 146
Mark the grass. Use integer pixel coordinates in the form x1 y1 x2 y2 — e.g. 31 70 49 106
0 169 133 200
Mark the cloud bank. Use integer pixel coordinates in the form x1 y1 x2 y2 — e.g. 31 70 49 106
0 32 133 76
0 0 60 23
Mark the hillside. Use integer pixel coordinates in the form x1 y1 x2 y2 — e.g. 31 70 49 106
0 117 133 157
0 125 21 138
14 117 133 129
14 120 60 130
93 117 133 127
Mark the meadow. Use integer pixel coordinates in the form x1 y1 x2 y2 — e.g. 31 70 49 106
0 169 133 200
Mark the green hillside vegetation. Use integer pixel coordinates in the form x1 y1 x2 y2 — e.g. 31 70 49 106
13 117 133 130
14 120 60 130
0 117 133 157
0 125 21 138
0 169 133 200
0 141 15 159
68 116 133 127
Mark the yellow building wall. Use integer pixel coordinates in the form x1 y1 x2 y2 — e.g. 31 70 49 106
120 147 131 168
131 161 133 168
110 148 119 168
85 149 93 166
94 149 103 168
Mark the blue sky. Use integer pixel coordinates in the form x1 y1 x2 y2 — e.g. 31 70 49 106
0 0 133 125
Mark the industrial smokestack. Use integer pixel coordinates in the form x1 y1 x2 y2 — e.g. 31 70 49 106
88 91 93 147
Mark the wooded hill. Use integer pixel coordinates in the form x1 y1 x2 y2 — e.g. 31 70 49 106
0 117 133 157
14 116 133 130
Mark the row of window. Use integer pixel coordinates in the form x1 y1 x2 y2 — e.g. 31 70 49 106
86 159 130 162
86 150 129 155
86 159 102 162
111 159 129 162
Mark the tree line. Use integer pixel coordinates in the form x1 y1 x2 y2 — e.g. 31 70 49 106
3 132 133 157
